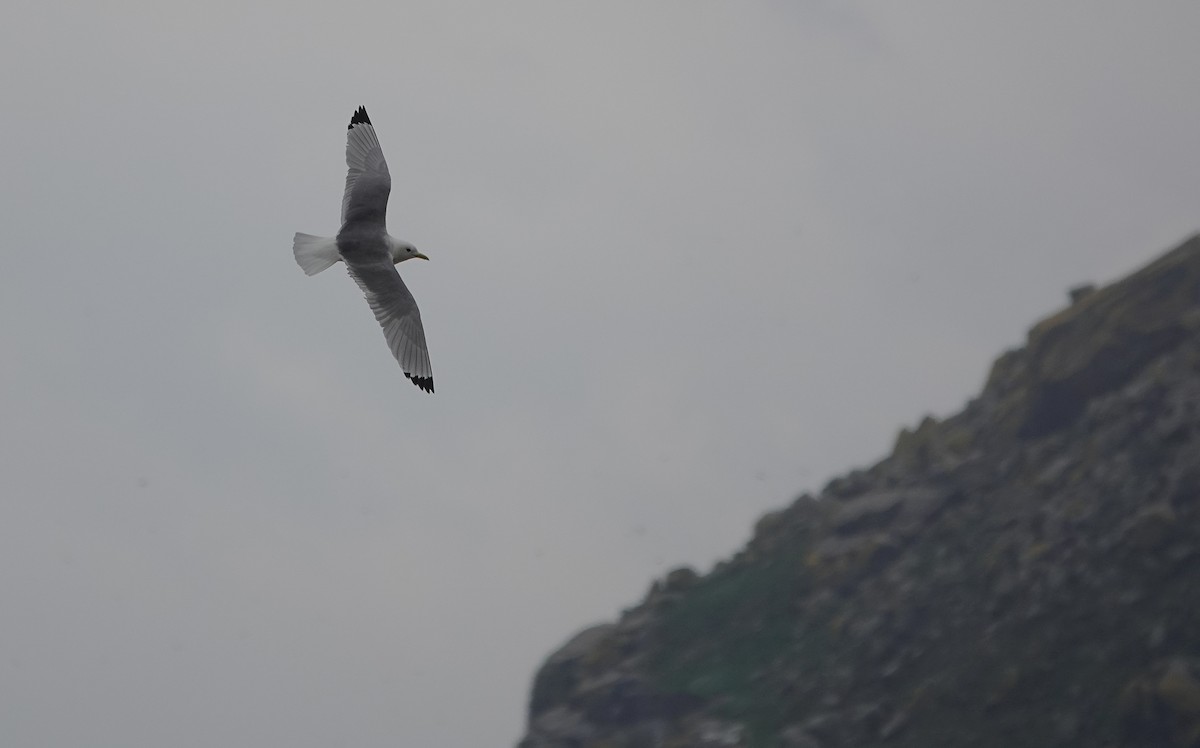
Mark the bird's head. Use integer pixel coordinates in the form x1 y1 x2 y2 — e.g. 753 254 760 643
389 238 429 264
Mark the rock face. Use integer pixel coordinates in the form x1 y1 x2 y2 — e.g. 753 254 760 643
516 233 1200 748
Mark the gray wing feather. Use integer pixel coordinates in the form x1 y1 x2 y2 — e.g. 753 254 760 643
341 121 391 228
344 257 434 392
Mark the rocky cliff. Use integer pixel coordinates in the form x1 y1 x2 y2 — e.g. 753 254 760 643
516 234 1200 748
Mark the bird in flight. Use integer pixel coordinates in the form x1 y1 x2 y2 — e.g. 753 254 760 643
293 106 434 393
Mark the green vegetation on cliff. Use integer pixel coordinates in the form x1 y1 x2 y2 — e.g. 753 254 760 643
520 234 1200 748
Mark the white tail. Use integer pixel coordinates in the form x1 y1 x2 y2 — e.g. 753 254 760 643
292 233 341 275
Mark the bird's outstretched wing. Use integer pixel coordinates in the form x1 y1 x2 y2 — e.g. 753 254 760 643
344 256 434 393
341 106 391 228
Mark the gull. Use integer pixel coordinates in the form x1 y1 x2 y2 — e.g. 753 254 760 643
293 106 434 393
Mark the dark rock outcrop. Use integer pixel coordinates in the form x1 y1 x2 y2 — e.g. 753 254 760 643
517 233 1200 748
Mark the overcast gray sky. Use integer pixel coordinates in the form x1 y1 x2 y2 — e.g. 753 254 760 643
2 2 1198 746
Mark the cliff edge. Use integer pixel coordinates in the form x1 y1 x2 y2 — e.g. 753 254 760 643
517 234 1200 748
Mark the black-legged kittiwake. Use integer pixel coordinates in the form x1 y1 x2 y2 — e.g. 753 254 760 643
293 106 433 393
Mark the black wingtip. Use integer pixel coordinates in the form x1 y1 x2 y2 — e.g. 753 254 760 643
406 373 434 393
349 106 371 130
